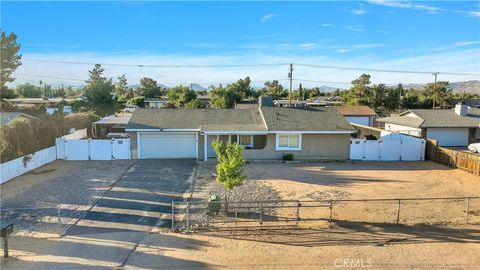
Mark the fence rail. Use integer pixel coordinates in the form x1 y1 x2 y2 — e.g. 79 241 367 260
172 196 480 231
426 139 480 175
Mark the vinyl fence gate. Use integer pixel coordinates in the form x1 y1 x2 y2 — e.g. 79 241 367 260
56 138 131 160
350 136 426 161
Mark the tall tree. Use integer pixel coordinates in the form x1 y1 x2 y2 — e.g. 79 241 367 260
167 85 197 107
263 80 286 98
115 74 129 99
137 77 162 98
298 83 304 100
1 31 22 90
227 77 254 100
209 86 240 109
86 64 106 86
15 83 43 98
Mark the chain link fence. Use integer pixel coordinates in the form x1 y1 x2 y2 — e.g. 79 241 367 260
172 197 480 231
0 206 78 237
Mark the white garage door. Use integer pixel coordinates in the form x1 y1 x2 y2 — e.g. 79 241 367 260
427 128 469 147
139 133 196 159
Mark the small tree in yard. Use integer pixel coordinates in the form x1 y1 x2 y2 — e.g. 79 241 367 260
211 140 246 208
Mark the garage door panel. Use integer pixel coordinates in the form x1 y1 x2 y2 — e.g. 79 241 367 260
427 128 469 147
139 133 196 159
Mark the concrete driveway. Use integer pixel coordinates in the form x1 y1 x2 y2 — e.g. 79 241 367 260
66 159 196 235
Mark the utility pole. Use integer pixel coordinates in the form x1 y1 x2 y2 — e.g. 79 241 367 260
288 63 293 107
432 72 439 110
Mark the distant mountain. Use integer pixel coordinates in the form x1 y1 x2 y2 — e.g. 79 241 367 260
403 80 480 94
319 85 343 92
190 83 206 91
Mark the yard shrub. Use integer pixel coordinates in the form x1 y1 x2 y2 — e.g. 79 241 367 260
283 153 294 161
212 140 246 191
0 112 100 163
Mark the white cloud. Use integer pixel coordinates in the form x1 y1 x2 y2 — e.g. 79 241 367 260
352 43 384 49
344 25 365 32
337 49 352 54
321 23 334 27
350 8 367 15
260 14 277 23
455 41 480 47
368 0 478 17
378 30 389 34
298 43 317 49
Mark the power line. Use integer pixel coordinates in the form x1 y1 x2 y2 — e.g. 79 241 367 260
293 63 480 77
22 57 480 77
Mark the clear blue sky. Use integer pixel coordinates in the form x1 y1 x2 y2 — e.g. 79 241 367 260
2 1 480 87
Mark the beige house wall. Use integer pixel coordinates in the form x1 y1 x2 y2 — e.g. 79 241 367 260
130 132 351 161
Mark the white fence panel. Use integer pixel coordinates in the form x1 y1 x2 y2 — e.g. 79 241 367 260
64 140 90 160
90 140 113 160
364 140 380 161
0 146 57 184
350 137 425 161
56 138 66 159
380 140 401 161
401 141 425 161
350 139 364 160
113 139 131 159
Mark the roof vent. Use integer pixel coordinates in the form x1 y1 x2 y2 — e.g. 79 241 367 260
454 102 468 116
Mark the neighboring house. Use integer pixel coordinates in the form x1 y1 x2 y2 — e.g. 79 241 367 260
145 98 169 108
335 106 377 127
273 98 342 108
377 103 480 147
46 106 72 115
0 112 37 126
92 114 132 138
451 99 480 108
125 106 355 161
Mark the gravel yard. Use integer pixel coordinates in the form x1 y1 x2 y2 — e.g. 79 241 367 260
189 161 480 229
0 160 135 237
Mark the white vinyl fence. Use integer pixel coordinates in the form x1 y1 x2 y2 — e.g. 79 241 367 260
350 133 426 161
0 146 57 184
56 138 131 160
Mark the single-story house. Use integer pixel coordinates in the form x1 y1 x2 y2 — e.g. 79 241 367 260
125 106 355 161
377 103 480 147
0 112 37 126
335 106 377 127
145 98 169 108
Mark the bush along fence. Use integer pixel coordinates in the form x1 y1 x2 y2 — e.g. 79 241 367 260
426 139 480 175
171 196 480 231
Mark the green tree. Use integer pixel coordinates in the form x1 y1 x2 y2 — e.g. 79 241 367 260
0 31 22 90
15 83 43 98
211 140 246 192
185 99 206 109
127 96 145 107
262 80 286 98
209 86 240 109
137 77 162 98
86 64 106 85
1 86 17 99
167 85 197 107
423 81 452 108
342 73 373 106
115 74 129 99
227 77 254 100
83 64 116 114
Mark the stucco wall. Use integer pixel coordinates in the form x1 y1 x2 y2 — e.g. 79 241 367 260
384 123 422 137
242 133 351 160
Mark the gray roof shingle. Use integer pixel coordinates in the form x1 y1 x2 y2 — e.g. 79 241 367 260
127 107 355 132
126 108 267 131
260 107 355 132
377 108 480 128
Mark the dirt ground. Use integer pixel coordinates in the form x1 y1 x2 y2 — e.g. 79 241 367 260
244 161 480 200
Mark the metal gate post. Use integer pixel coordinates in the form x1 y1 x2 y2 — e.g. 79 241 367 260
2 237 8 258
328 201 333 228
171 201 175 230
186 201 190 231
235 207 238 228
396 199 401 224
57 206 62 234
259 204 263 230
296 200 301 228
466 198 470 224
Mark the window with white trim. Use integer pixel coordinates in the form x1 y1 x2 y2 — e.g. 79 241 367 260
238 135 253 148
276 134 301 150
